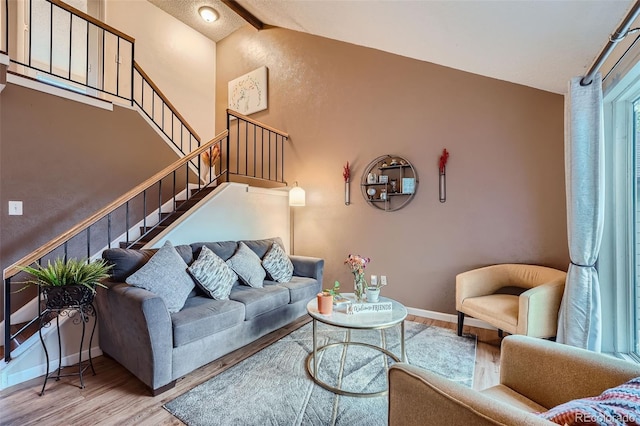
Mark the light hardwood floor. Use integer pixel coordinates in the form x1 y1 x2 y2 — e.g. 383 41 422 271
0 315 501 425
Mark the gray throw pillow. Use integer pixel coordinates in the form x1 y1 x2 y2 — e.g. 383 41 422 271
125 240 194 313
226 241 266 288
188 245 238 300
262 242 293 282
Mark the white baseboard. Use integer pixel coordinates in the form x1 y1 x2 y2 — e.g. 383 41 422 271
406 307 497 331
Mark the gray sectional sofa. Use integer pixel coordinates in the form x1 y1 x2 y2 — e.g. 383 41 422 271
96 237 324 395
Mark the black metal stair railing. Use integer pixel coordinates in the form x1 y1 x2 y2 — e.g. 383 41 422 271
3 133 227 363
227 109 289 185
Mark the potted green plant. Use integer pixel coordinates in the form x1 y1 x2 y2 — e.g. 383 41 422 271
19 257 112 309
317 281 341 315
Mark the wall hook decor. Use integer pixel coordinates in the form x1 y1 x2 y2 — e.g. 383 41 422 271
439 149 449 203
343 161 351 205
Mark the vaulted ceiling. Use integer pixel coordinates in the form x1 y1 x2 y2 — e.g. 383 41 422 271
148 0 635 94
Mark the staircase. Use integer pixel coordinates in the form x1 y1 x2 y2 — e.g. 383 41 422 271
122 186 217 249
1 1 291 386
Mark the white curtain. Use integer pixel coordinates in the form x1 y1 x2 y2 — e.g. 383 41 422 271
556 73 604 351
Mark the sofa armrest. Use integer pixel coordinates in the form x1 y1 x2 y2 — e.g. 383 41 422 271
388 364 551 426
516 281 564 337
290 255 324 282
95 281 174 392
500 335 640 409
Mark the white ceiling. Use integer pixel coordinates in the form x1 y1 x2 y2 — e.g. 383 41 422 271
149 0 635 95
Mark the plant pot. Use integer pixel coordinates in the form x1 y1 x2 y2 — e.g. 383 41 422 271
43 285 95 309
366 287 380 303
317 293 333 315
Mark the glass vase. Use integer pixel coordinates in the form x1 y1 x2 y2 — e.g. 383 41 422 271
353 273 367 303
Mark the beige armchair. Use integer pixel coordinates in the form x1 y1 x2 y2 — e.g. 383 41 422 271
388 335 640 425
456 264 566 338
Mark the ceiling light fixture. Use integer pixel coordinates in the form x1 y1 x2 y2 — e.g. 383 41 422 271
198 6 219 23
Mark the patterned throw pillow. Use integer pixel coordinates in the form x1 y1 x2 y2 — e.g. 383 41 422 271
262 242 293 282
226 242 266 288
538 376 640 425
125 240 194 313
188 246 238 300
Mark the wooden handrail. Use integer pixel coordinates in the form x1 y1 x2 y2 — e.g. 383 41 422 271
3 131 227 279
227 109 289 138
134 61 201 142
49 0 135 44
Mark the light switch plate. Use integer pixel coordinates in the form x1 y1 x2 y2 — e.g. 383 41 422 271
381 275 387 286
370 275 378 286
8 201 23 216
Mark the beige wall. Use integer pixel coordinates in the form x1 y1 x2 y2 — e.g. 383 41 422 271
105 0 217 143
217 26 569 314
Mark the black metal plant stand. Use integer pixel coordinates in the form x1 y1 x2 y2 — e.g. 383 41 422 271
38 302 97 396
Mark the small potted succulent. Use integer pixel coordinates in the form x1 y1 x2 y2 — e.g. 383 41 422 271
317 281 341 315
19 257 112 309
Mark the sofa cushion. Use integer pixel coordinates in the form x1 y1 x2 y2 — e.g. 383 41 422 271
187 246 238 300
103 244 193 282
125 241 194 313
241 237 285 259
191 241 238 261
229 283 290 320
262 242 294 283
538 376 640 425
269 276 319 304
481 385 547 413
171 296 245 347
226 242 266 288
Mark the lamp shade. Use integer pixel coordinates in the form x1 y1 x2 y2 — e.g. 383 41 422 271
289 184 306 206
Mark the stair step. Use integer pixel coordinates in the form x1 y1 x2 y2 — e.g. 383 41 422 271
139 226 168 240
1 320 42 359
190 186 216 198
175 198 202 211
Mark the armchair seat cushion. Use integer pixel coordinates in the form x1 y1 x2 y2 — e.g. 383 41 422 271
481 385 547 413
461 294 518 333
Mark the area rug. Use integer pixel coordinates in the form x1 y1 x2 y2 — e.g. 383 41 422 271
164 321 476 426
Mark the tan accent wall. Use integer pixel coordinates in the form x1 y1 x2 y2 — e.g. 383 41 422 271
217 26 569 314
0 83 182 316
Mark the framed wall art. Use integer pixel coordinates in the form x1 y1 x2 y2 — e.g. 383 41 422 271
228 66 268 116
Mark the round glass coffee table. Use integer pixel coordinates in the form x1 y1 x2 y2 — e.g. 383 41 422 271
305 293 407 398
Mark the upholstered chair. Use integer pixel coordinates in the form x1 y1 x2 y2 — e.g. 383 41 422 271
388 335 640 425
456 264 566 339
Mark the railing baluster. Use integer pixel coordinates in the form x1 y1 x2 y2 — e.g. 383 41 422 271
49 1 53 74
28 0 32 67
101 27 105 91
67 11 72 80
143 189 147 232
116 36 121 97
85 19 89 86
4 277 11 361
158 180 163 223
86 227 90 260
125 201 129 245
253 125 257 177
107 213 112 248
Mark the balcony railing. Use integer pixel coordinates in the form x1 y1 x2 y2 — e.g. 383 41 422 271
2 0 199 155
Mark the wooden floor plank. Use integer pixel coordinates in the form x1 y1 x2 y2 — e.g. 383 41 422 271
0 316 500 425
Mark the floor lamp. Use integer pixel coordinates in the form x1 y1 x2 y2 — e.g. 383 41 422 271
289 182 306 254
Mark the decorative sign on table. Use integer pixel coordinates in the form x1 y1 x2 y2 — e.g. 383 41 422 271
228 66 268 116
346 301 393 314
